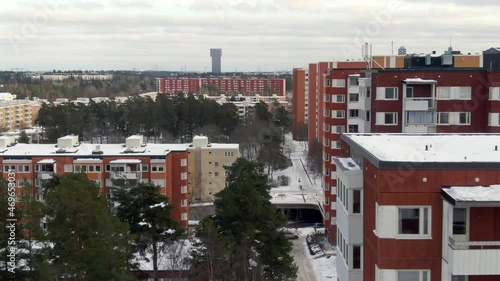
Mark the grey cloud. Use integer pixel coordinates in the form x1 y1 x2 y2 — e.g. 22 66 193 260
110 0 153 8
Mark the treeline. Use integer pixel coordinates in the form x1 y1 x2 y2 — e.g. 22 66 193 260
1 73 156 100
36 94 240 144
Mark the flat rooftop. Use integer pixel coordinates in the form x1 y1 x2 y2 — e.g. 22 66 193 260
342 134 500 169
0 143 190 157
442 185 500 207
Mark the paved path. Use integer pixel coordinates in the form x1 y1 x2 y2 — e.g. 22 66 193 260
292 235 317 281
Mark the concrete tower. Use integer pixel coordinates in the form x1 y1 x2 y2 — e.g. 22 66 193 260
210 48 222 74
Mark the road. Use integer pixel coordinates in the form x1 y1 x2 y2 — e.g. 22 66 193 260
292 235 317 281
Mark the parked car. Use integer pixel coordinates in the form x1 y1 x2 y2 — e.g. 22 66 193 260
283 230 299 240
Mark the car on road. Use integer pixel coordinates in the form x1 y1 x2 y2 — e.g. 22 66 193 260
284 231 299 240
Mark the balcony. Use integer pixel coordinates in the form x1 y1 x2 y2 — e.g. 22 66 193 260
404 98 435 111
109 171 141 180
447 237 500 275
38 172 53 180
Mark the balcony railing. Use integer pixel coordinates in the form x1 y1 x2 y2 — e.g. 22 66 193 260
109 171 141 180
37 172 54 180
449 237 500 250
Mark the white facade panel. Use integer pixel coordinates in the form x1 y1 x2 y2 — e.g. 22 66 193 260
348 86 360 94
376 204 397 238
403 125 437 133
390 56 396 68
449 247 500 275
377 269 397 281
405 100 429 111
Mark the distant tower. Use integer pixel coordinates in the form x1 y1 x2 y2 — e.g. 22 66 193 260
210 48 222 74
398 46 407 55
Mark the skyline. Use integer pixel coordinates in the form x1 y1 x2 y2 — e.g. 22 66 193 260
1 0 499 71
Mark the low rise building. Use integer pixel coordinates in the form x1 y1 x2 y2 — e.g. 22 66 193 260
188 135 239 202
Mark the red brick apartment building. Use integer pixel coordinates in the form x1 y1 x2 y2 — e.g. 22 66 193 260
318 67 500 243
335 133 500 281
2 135 190 227
156 77 286 96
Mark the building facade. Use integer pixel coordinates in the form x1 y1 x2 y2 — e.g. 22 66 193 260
188 136 239 202
334 133 500 281
156 77 286 96
4 135 190 227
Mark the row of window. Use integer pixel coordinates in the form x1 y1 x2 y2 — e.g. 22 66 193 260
375 87 472 100
325 78 359 88
375 112 472 126
336 179 361 214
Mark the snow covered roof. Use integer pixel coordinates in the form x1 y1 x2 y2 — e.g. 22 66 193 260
442 185 500 207
109 159 142 164
334 157 361 172
342 133 500 169
0 142 189 157
37 159 56 164
403 78 438 84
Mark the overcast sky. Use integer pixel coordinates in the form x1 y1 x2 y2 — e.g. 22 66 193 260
1 0 499 72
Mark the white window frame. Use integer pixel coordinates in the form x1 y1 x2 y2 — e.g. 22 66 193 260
181 185 188 194
332 110 345 119
332 79 346 88
152 179 165 187
332 95 345 103
489 87 500 100
181 172 188 180
181 212 188 221
488 112 500 127
437 86 471 100
331 125 345 134
332 141 341 150
397 206 431 239
376 87 398 100
406 86 414 98
181 199 188 207
437 112 449 124
180 159 187 167
376 112 398 126
151 164 165 172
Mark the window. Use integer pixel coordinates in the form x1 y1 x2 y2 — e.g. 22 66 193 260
214 172 219 177
151 165 165 172
181 212 188 221
437 87 450 99
93 180 101 187
18 165 31 173
332 125 345 134
96 165 101 172
459 87 471 99
398 207 430 237
75 165 81 173
180 159 187 167
376 112 398 125
377 87 398 100
332 79 346 88
349 93 359 102
152 179 165 187
89 165 94 172
349 109 359 118
141 164 148 172
332 141 341 149
352 190 361 214
489 87 500 100
406 87 414 98
438 112 449 124
349 77 359 86
397 270 429 281
324 94 331 102
333 110 345 119
181 199 188 207
214 162 219 167
181 185 188 194
325 197 330 205
332 95 345 103
324 182 330 191
451 275 466 281
385 87 398 99
324 109 330 117
181 172 187 180
353 245 361 269
348 125 359 133
224 151 234 157
5 165 15 172
452 208 466 235
366 110 371 122
459 112 470 125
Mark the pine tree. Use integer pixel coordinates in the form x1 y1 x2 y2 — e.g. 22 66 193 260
45 174 136 281
113 183 183 281
18 131 30 144
192 158 297 281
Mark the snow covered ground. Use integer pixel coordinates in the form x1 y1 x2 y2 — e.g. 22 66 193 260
290 227 337 281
